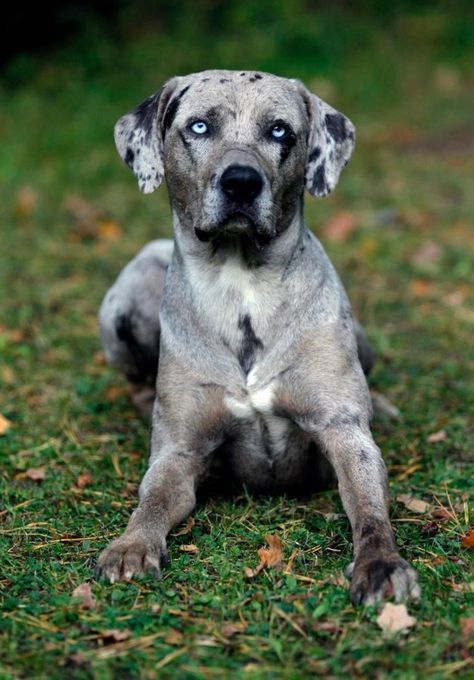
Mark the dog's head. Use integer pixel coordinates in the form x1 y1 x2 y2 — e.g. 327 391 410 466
115 70 355 245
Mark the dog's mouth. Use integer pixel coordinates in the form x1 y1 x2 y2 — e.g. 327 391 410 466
194 209 274 249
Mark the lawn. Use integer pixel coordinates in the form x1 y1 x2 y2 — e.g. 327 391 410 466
0 4 473 678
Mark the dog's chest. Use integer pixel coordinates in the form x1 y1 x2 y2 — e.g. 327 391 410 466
187 255 283 363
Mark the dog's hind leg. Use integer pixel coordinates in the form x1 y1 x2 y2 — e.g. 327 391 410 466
99 239 173 417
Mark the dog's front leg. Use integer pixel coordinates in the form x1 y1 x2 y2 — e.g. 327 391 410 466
97 377 227 582
96 443 199 582
313 420 420 605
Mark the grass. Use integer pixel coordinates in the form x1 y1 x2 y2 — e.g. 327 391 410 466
0 4 473 678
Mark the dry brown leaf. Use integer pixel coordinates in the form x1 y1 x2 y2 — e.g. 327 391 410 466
76 473 92 488
427 429 447 443
174 517 195 536
397 494 431 514
165 628 184 645
15 186 38 219
25 467 46 482
100 629 131 643
98 219 122 242
220 621 248 638
411 241 443 267
245 534 284 578
376 603 416 634
431 506 451 521
72 582 95 609
106 385 129 401
0 414 12 436
461 529 474 549
179 544 199 554
410 279 432 297
0 365 15 384
321 211 356 243
460 617 474 638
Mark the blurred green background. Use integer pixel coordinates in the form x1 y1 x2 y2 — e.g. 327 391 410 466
0 2 473 678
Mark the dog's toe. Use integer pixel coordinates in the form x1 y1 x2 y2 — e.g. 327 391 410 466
96 531 168 582
349 555 420 606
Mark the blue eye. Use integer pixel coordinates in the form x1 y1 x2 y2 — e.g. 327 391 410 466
190 121 208 135
271 124 288 139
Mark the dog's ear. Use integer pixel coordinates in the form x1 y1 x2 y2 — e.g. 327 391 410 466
114 78 179 194
297 83 356 198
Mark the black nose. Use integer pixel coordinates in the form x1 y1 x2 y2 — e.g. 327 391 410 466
220 165 263 204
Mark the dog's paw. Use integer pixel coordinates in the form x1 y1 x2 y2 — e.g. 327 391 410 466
95 531 169 583
348 555 420 606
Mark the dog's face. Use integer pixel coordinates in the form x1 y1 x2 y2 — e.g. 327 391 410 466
115 70 355 244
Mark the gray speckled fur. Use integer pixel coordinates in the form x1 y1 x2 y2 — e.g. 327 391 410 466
97 70 419 605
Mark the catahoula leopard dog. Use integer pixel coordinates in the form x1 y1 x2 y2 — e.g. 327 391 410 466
96 69 420 605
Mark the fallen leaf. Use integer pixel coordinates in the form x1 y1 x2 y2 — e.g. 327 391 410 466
165 628 184 645
432 506 451 521
179 544 199 554
411 241 443 267
397 494 431 514
0 365 15 384
98 219 122 242
410 279 432 297
220 621 248 638
72 582 95 609
245 534 284 578
461 529 474 549
420 521 439 537
460 617 474 638
174 516 195 536
106 385 129 401
376 603 416 634
427 429 447 443
25 467 46 482
311 620 341 635
100 629 131 644
75 473 92 488
0 414 12 435
321 211 356 243
15 186 38 219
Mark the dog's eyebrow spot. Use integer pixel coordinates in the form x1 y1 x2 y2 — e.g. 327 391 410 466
325 112 348 142
163 85 191 136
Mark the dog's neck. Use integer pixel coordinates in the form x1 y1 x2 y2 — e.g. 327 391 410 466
171 204 307 273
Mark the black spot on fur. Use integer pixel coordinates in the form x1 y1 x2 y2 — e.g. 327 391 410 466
308 146 321 163
254 73 263 80
163 85 190 136
325 112 348 143
115 314 159 384
133 88 164 140
240 72 246 76
249 77 257 83
124 147 134 168
237 314 263 375
311 162 328 195
324 412 361 430
219 78 230 83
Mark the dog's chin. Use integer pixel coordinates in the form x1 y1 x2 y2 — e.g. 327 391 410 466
195 211 275 249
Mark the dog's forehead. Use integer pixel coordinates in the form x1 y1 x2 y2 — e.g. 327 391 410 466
175 70 303 119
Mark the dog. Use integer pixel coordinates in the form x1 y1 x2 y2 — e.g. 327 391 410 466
96 70 420 605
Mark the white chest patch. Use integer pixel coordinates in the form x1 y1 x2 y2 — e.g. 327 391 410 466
225 380 290 454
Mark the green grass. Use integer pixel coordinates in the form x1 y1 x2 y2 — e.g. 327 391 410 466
0 4 473 678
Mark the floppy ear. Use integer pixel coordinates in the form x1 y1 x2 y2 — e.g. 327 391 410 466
114 78 178 194
300 86 356 198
